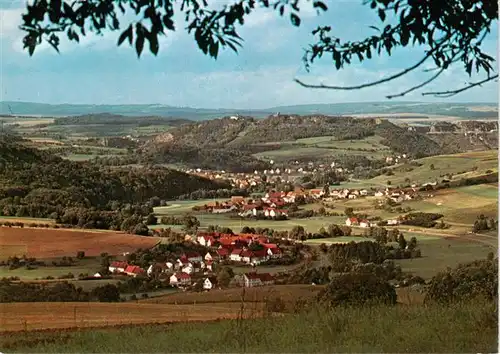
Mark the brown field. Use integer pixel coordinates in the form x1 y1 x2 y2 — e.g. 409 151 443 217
142 284 425 307
142 284 325 306
0 227 161 260
0 302 263 333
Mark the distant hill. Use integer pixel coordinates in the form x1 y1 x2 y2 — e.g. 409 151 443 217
1 101 497 120
140 114 499 170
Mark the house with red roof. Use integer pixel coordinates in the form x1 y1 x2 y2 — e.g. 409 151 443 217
345 217 359 226
183 252 203 263
264 207 288 218
197 234 216 247
216 247 231 259
109 261 128 274
204 251 219 262
239 249 268 265
170 272 192 287
230 248 244 262
124 265 145 277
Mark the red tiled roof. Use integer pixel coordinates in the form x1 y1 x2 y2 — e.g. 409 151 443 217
219 238 234 246
349 217 359 222
125 265 144 274
110 261 128 269
244 272 261 280
231 248 243 255
217 248 230 256
263 243 277 249
175 272 191 279
184 252 201 258
240 250 253 258
257 273 275 282
253 249 268 258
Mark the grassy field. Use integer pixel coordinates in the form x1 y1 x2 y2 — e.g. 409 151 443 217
0 257 101 280
253 135 392 162
0 301 261 333
369 150 498 186
0 216 55 224
2 301 496 353
143 284 324 306
0 227 161 260
394 237 493 279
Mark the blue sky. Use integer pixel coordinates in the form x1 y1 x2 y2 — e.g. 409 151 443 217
0 0 498 109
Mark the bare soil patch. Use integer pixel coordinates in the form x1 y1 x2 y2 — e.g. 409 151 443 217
0 227 160 260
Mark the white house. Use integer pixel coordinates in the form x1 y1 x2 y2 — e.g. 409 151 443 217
375 191 385 197
387 219 400 225
230 249 243 262
204 252 217 262
242 272 275 288
359 220 371 228
203 277 218 290
360 189 369 196
108 261 128 274
267 247 283 259
169 272 192 287
182 263 194 275
345 217 359 226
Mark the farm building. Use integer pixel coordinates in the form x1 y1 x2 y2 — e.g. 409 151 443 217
170 272 192 287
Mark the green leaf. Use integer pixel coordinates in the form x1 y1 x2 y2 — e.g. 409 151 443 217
209 41 219 59
290 13 301 27
135 25 145 57
333 50 341 70
149 33 159 55
118 25 133 46
313 1 328 12
378 9 386 21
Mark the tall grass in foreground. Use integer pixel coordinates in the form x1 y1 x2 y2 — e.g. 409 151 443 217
3 301 497 353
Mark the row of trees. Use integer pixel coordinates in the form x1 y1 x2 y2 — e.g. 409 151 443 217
0 280 120 303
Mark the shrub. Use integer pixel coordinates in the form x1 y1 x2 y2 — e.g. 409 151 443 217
425 258 498 304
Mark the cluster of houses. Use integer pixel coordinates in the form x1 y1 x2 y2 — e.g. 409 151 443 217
107 231 283 291
200 186 419 218
196 232 284 265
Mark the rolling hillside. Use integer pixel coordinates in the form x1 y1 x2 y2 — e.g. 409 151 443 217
1 101 497 120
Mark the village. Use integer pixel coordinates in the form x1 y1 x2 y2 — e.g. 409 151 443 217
107 231 288 292
192 185 421 224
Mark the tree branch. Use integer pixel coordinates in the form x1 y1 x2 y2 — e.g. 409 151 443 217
386 67 446 99
294 52 432 90
421 74 499 97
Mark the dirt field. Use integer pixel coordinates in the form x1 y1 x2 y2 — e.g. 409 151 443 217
142 284 325 305
0 302 263 333
0 227 161 260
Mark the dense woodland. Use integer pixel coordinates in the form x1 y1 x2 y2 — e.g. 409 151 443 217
0 136 228 229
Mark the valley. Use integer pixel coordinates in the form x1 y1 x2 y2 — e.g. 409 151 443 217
0 102 497 353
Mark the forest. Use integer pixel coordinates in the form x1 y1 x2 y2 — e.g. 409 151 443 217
0 136 229 229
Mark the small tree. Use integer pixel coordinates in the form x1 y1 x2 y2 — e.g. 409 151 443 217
76 251 85 259
398 234 407 250
344 207 354 218
145 213 158 225
216 266 235 288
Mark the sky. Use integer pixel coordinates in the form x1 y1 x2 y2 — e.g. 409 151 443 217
0 0 498 109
